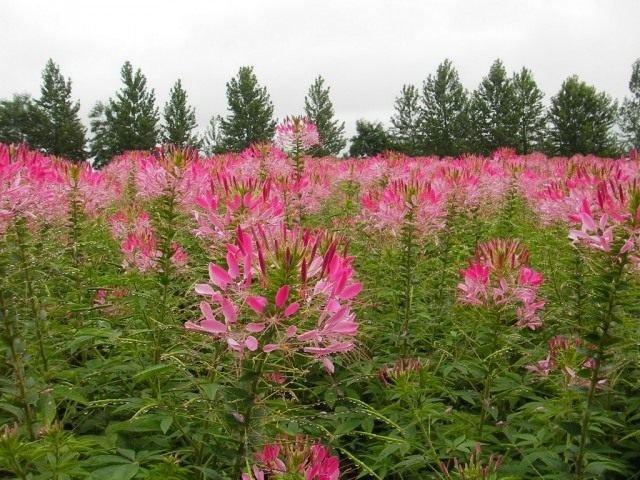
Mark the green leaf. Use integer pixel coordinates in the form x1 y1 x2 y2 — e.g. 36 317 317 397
91 463 139 480
334 417 362 436
559 421 581 436
132 364 175 383
54 385 88 405
199 383 221 401
160 417 172 434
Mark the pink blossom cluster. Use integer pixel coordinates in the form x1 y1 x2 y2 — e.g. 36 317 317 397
0 145 74 233
238 143 293 179
109 209 188 273
360 178 447 239
568 181 640 266
274 117 320 154
526 335 606 388
185 224 362 373
242 436 339 480
458 239 545 330
192 176 285 249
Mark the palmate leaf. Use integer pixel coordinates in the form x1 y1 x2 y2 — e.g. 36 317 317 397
91 462 139 480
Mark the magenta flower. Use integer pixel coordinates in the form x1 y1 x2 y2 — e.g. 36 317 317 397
185 224 361 373
458 239 545 330
242 436 340 480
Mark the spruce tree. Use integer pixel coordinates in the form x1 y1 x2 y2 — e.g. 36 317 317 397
162 79 198 148
303 76 346 156
37 59 87 161
420 59 469 157
469 59 518 154
219 66 275 152
202 115 224 156
619 58 640 150
88 102 114 168
512 67 546 154
548 75 618 157
90 62 159 166
0 94 48 148
349 120 391 157
390 84 422 156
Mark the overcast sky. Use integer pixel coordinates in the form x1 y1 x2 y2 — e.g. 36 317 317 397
2 1 639 139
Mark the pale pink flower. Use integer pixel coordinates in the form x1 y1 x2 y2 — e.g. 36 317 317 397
274 117 320 153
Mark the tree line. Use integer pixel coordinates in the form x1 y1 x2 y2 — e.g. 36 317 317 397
355 58 640 158
0 58 639 166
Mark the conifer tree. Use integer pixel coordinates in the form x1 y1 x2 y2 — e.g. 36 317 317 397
619 58 640 150
88 102 113 168
420 59 469 157
162 79 198 148
548 75 618 157
37 59 87 161
469 59 518 154
219 66 275 152
89 61 159 166
390 84 422 156
304 76 346 156
512 67 546 154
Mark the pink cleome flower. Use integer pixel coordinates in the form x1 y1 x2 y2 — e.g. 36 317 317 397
458 239 545 330
185 223 362 373
109 208 188 273
274 116 320 154
242 436 340 480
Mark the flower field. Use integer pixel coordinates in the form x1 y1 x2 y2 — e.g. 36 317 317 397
1 136 639 479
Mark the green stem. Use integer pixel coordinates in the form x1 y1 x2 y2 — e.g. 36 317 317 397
69 177 84 329
15 222 47 372
478 314 501 438
575 254 627 478
233 355 266 478
399 203 416 358
1 293 35 440
293 137 304 225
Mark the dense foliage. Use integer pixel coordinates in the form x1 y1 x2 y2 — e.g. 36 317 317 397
1 139 639 479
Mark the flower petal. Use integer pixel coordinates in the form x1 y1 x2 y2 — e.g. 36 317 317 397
246 295 268 314
245 336 258 351
283 302 300 317
275 285 289 308
209 263 232 290
195 283 215 296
